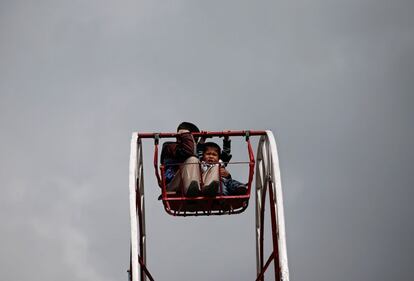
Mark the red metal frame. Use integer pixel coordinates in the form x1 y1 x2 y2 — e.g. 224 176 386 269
147 130 265 217
129 130 285 281
256 180 281 281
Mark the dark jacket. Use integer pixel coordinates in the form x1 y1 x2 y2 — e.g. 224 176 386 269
197 138 232 164
161 132 196 183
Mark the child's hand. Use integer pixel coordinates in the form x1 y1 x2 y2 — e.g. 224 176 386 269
220 167 230 178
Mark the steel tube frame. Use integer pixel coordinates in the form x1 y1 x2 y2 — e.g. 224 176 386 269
129 134 147 281
129 130 289 281
255 131 290 281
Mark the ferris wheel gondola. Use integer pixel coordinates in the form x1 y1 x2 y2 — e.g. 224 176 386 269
128 130 289 281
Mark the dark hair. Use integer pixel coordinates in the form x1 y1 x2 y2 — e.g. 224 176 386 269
202 142 221 155
177 122 200 133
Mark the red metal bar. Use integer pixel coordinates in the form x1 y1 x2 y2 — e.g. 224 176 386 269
164 203 249 217
255 252 275 281
246 139 255 196
218 161 223 195
138 130 267 139
258 183 267 281
162 194 250 201
160 165 173 213
153 143 162 188
269 182 281 281
160 166 168 199
135 184 145 281
138 255 155 281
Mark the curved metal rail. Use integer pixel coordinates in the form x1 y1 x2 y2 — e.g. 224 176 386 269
129 134 148 281
255 131 289 281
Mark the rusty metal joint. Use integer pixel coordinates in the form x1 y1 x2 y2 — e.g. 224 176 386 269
154 133 160 145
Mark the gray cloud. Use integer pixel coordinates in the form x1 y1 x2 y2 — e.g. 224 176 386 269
1 1 413 281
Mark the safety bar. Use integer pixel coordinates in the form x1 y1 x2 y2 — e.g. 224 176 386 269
138 130 267 139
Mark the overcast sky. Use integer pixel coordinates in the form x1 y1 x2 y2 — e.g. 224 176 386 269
1 1 413 281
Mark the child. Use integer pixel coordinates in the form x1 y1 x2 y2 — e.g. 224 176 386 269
200 142 247 196
161 122 219 197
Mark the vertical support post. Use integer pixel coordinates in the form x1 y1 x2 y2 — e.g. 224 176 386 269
129 133 147 281
129 133 139 281
137 139 147 281
266 130 290 281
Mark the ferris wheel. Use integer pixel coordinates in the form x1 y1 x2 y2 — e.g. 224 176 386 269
128 130 290 281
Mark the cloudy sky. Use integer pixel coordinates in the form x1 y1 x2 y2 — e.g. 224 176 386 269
1 1 413 281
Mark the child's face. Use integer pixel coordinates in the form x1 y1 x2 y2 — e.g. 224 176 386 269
203 147 219 163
